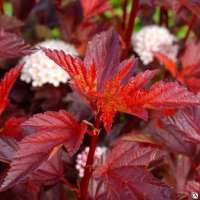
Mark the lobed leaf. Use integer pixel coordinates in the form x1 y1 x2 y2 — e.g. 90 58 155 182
0 110 87 191
44 29 200 133
93 166 175 200
91 136 175 200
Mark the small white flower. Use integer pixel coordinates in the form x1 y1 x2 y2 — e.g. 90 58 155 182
20 40 78 87
76 146 107 178
132 25 178 65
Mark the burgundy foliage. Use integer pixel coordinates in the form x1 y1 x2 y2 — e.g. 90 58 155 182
1 0 200 200
92 136 175 199
0 64 23 116
0 29 31 58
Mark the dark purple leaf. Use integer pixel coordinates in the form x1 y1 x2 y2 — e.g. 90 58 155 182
0 30 31 58
91 135 175 199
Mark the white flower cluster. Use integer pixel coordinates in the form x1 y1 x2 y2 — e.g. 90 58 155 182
132 25 178 65
20 40 78 87
75 146 107 178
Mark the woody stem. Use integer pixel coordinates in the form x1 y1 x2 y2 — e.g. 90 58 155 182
79 113 100 200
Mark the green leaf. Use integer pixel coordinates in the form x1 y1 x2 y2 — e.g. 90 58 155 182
176 25 188 39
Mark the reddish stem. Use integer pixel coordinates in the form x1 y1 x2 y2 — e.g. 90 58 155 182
79 113 100 200
183 14 197 43
0 0 4 14
122 0 128 30
123 0 140 57
159 7 168 27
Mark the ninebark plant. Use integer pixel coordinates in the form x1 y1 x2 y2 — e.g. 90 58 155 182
1 0 200 200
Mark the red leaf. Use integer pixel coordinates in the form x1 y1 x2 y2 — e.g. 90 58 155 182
155 43 200 93
157 106 200 144
98 79 199 132
185 181 200 194
0 110 87 191
1 117 26 140
93 166 175 200
173 156 191 193
179 42 200 92
42 48 97 104
154 52 177 77
80 0 111 18
0 64 23 116
91 136 175 200
179 0 200 17
44 29 199 133
141 81 199 109
106 134 164 168
29 150 64 186
84 28 122 90
0 29 31 58
0 15 24 32
10 0 35 20
148 121 196 156
0 136 18 164
181 41 200 68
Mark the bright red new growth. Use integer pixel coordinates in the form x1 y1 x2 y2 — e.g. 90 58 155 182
80 0 111 18
155 42 200 93
0 64 23 116
1 2 200 199
43 29 199 132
